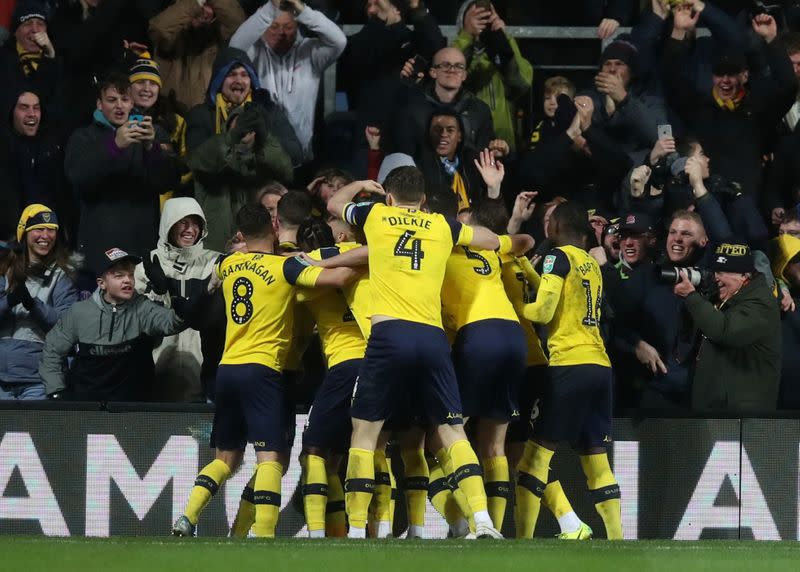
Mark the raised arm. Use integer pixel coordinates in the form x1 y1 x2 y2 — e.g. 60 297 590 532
328 180 385 220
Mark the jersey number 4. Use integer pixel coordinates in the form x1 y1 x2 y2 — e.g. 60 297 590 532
230 277 255 325
394 230 425 270
581 279 602 327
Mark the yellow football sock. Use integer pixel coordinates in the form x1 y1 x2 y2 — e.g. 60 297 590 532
447 440 488 518
515 441 553 539
387 454 397 528
580 453 622 539
542 479 574 519
427 456 463 525
345 448 374 530
325 471 347 537
301 454 328 535
230 472 256 538
184 459 231 525
401 447 429 528
437 447 474 530
371 449 392 526
483 456 510 530
252 461 283 538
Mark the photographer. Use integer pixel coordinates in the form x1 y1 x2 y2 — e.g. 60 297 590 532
674 241 781 412
0 205 78 400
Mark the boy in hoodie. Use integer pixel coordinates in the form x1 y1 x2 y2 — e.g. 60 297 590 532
229 0 346 163
186 46 301 251
39 247 187 401
135 197 225 402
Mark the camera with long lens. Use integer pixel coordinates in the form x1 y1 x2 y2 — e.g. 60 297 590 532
659 266 715 289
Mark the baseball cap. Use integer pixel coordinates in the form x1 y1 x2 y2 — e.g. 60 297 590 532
618 212 653 235
710 241 755 273
17 203 59 242
100 247 141 276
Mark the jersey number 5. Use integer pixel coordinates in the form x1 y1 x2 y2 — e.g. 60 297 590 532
581 279 602 327
394 230 425 270
463 247 491 275
231 277 254 325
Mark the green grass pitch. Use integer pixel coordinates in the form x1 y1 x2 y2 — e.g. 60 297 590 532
5 537 800 572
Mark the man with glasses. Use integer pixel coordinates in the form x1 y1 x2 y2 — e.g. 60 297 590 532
391 47 497 161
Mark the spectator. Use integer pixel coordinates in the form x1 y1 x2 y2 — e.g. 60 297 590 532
585 35 668 163
780 32 800 134
135 197 225 402
340 0 445 129
453 1 533 152
391 46 496 159
0 204 78 400
50 0 156 133
128 52 193 203
0 89 71 243
778 208 800 238
527 76 576 151
129 52 187 158
306 166 353 215
674 241 781 412
416 110 496 211
0 0 60 113
770 233 800 408
185 47 297 251
64 73 180 286
149 0 246 114
517 94 632 209
663 9 797 197
39 247 187 401
229 0 346 163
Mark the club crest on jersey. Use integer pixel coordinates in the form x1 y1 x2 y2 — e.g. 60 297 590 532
543 254 556 274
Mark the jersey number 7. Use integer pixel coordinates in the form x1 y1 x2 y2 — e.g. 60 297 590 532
394 230 425 270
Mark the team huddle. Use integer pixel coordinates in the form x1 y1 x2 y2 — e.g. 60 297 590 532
171 166 622 541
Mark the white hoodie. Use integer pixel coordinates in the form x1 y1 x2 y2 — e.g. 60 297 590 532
229 3 346 162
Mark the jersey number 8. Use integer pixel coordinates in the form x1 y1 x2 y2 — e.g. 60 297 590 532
394 230 425 270
231 277 255 325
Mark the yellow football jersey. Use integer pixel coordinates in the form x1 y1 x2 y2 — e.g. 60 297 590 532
337 241 373 339
499 252 548 367
216 251 322 370
343 202 473 328
302 247 367 368
538 245 610 367
441 246 518 332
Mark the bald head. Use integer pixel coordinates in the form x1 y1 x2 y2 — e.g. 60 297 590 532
430 48 467 99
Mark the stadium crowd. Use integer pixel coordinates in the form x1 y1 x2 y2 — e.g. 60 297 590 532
1 0 800 539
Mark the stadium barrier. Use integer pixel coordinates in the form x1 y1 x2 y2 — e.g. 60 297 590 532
0 404 794 539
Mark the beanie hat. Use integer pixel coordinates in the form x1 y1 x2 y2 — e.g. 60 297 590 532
600 35 639 74
710 241 755 273
12 0 48 33
377 153 417 185
129 52 162 87
17 203 58 242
